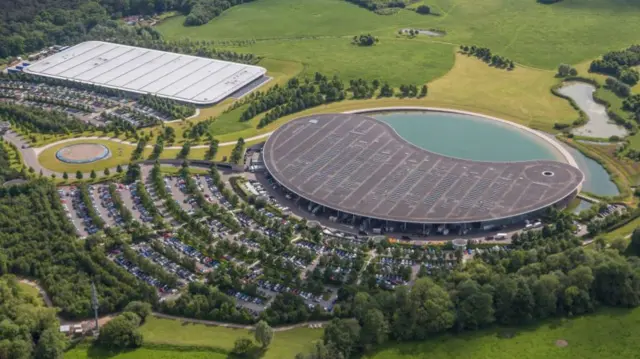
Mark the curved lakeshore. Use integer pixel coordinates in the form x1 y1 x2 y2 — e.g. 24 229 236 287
345 106 579 169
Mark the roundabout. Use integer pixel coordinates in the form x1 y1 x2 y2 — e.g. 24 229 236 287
55 143 111 164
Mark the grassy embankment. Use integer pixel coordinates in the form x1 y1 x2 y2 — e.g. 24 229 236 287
65 307 640 359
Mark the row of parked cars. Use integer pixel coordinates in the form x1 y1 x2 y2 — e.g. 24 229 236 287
113 254 174 294
128 183 154 223
204 175 233 209
160 235 220 272
134 243 196 284
96 185 125 227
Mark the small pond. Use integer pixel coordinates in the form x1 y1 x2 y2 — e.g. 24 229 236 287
557 82 628 138
400 28 445 37
573 199 594 214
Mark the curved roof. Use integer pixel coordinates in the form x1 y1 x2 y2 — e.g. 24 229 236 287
263 113 584 224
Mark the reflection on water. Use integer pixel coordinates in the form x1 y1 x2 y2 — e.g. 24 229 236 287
562 145 619 196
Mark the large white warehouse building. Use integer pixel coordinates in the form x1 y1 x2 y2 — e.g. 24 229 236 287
24 41 267 105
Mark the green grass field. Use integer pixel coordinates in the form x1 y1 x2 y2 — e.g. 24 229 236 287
65 308 640 359
365 308 640 359
158 0 640 69
37 139 149 173
66 316 323 359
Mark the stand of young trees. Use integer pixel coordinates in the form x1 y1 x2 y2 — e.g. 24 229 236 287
86 24 258 64
0 102 92 134
298 211 640 358
138 94 196 120
460 45 515 70
0 141 20 183
0 180 157 319
590 45 640 86
623 94 640 120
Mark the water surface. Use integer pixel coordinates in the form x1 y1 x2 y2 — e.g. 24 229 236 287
373 111 561 162
557 82 628 138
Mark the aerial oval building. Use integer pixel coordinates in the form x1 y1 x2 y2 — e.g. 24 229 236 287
262 113 584 231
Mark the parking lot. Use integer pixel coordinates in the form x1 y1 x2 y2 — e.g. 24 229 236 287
90 184 120 227
165 177 197 214
58 188 88 237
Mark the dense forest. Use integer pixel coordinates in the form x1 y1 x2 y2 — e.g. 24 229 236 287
0 276 67 359
0 180 157 319
297 211 640 358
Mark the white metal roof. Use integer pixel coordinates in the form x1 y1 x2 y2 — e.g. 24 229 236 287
24 41 267 105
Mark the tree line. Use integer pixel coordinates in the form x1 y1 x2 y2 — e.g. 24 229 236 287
0 141 20 183
86 23 258 64
0 102 93 134
138 94 196 120
184 0 257 26
460 45 515 70
297 210 640 358
590 45 640 86
232 72 425 128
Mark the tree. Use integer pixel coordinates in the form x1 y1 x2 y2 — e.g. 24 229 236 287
630 228 640 255
104 168 110 176
254 320 274 348
392 278 455 340
98 312 143 349
34 328 67 359
416 5 431 14
557 63 572 77
116 164 123 173
62 172 68 180
610 237 628 253
454 279 495 330
359 308 388 350
232 337 255 356
90 169 97 180
179 141 191 159
206 139 219 160
123 301 152 323
323 319 360 358
419 84 428 97
76 171 83 180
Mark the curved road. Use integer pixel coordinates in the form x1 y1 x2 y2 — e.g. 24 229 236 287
2 130 273 178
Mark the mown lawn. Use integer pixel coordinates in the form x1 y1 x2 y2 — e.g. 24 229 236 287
210 53 575 142
66 308 640 359
157 0 640 69
216 37 455 86
37 139 149 174
365 308 640 359
66 316 323 359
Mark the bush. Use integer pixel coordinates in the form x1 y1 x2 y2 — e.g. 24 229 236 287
416 5 430 14
98 312 143 349
123 301 152 322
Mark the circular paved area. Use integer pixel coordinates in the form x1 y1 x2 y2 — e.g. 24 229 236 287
56 143 111 164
